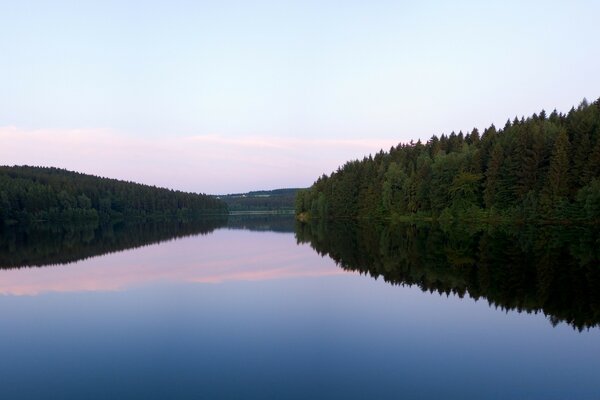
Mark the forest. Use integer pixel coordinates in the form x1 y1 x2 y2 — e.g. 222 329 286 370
296 98 600 222
218 188 299 212
0 166 228 225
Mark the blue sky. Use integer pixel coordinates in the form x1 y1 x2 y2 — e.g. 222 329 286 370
1 1 599 193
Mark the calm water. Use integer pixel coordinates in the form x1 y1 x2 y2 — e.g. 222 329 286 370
0 216 599 399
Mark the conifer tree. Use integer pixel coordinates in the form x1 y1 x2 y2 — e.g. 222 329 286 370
484 143 503 209
546 130 570 200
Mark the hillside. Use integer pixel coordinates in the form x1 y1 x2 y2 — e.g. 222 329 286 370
218 188 300 212
0 166 228 225
296 98 600 222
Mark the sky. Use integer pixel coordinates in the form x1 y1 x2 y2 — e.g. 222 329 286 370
1 0 599 194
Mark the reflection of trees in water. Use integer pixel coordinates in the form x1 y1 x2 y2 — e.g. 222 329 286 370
226 214 295 233
0 214 296 270
0 217 228 269
296 220 600 330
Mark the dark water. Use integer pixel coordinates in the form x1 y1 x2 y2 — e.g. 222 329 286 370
0 216 599 399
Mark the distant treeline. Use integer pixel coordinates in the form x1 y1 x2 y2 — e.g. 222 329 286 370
296 220 600 330
296 99 600 222
0 166 228 225
219 188 299 212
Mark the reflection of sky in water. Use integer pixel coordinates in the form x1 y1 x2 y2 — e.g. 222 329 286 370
0 230 344 296
0 228 599 399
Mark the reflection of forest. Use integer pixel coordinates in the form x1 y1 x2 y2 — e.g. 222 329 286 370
0 215 297 270
0 217 227 269
296 221 600 330
226 214 295 233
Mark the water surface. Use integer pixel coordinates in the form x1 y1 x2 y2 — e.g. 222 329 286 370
0 216 598 399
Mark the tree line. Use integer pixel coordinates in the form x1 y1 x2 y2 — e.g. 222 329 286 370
218 188 299 212
0 166 228 225
296 98 600 222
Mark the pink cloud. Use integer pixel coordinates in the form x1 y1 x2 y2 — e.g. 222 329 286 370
0 126 399 193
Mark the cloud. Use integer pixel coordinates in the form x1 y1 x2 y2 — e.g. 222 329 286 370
0 126 399 193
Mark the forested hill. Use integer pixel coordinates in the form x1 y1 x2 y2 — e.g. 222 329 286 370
218 188 299 212
0 166 228 225
296 98 600 222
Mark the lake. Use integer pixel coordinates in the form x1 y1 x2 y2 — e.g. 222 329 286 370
1 215 599 399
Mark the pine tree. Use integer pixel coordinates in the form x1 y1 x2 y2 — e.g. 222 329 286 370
545 130 570 200
571 132 591 190
515 124 544 199
484 143 503 209
585 140 600 184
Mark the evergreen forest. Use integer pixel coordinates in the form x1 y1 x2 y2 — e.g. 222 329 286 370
218 188 298 212
0 166 228 226
296 99 600 222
